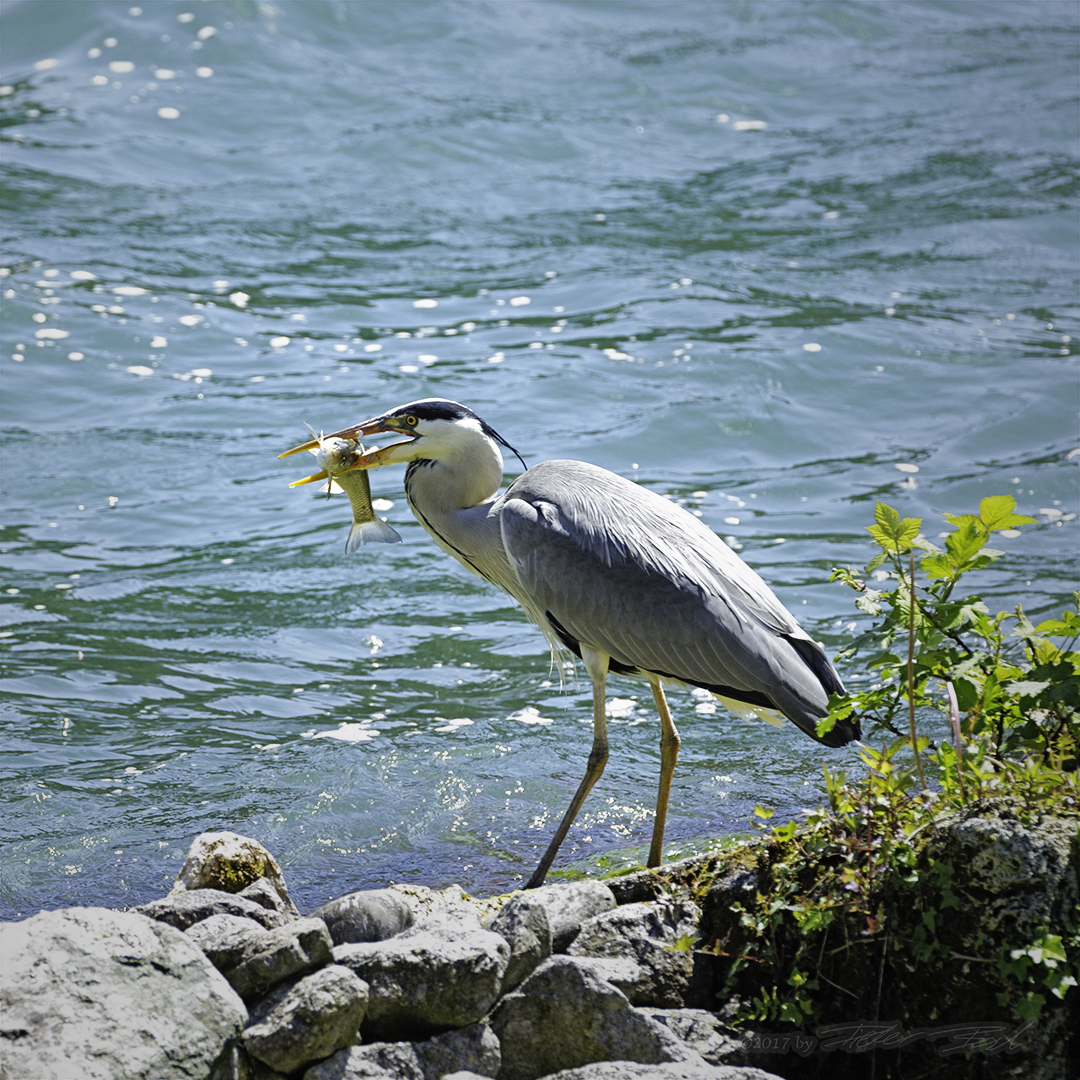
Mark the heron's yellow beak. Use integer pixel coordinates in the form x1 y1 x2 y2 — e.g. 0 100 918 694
285 442 399 488
279 418 380 458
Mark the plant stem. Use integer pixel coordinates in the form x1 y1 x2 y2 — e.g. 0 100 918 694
908 549 926 789
945 679 967 803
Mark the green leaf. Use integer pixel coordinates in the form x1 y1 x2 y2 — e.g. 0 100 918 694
953 675 980 712
943 600 990 632
1030 933 1067 965
855 593 884 616
1016 992 1045 1021
867 502 922 553
1037 611 1080 636
1005 680 1052 700
867 651 903 669
865 551 888 575
944 522 988 568
779 1001 805 1025
978 495 1037 532
921 553 955 580
942 511 980 530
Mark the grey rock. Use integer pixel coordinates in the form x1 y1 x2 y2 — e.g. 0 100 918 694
197 915 334 1000
241 877 302 922
536 1063 782 1080
188 912 268 968
568 898 699 1007
136 887 293 930
442 1073 498 1080
415 1022 501 1080
172 831 300 916
387 882 504 926
0 906 246 1080
567 955 643 998
524 880 616 951
910 803 1079 1080
313 888 415 945
926 807 1078 941
303 1024 500 1080
242 964 368 1075
489 891 552 991
637 1009 748 1066
334 910 509 1039
304 1041 425 1080
489 955 697 1080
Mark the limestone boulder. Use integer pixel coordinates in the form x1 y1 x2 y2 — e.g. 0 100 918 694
568 897 699 1007
488 890 553 991
187 912 269 970
188 914 334 1000
388 882 505 924
171 831 300 916
524 880 617 951
313 888 415 945
413 1022 501 1079
0 907 246 1080
333 910 509 1039
240 877 302 923
637 1009 751 1066
136 886 293 930
304 1041 425 1080
303 1022 499 1080
489 955 697 1080
242 964 368 1074
925 805 1078 942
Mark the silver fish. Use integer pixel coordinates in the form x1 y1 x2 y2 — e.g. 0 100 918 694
288 429 402 551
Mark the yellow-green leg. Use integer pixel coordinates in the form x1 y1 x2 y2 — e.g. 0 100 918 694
525 646 610 889
647 677 680 869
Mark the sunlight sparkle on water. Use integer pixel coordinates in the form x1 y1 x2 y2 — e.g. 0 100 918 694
308 724 378 743
509 707 553 725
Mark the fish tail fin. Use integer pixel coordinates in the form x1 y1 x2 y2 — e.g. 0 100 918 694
345 519 403 551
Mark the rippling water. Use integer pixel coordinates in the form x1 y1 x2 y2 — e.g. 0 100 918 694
1 0 1077 920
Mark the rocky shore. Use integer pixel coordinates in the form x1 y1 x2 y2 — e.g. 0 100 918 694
2 804 1076 1080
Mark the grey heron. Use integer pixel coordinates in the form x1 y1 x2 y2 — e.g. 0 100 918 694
281 398 859 888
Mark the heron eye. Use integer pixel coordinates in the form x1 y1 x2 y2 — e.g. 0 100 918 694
404 415 418 428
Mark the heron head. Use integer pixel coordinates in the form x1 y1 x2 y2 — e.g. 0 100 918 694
279 398 526 471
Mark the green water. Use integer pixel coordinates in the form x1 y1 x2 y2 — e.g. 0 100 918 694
1 0 1077 919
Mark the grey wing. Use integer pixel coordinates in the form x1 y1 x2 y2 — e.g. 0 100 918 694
498 460 845 742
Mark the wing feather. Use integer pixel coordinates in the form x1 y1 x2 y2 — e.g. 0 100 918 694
499 459 847 741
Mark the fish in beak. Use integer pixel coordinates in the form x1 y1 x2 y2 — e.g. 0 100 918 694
280 423 402 549
278 412 419 468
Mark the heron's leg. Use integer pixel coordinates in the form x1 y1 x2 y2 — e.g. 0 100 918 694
647 677 680 869
525 645 610 889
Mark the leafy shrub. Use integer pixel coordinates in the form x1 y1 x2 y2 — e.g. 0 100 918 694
713 496 1079 1035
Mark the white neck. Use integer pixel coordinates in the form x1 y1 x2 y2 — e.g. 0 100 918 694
401 426 520 595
